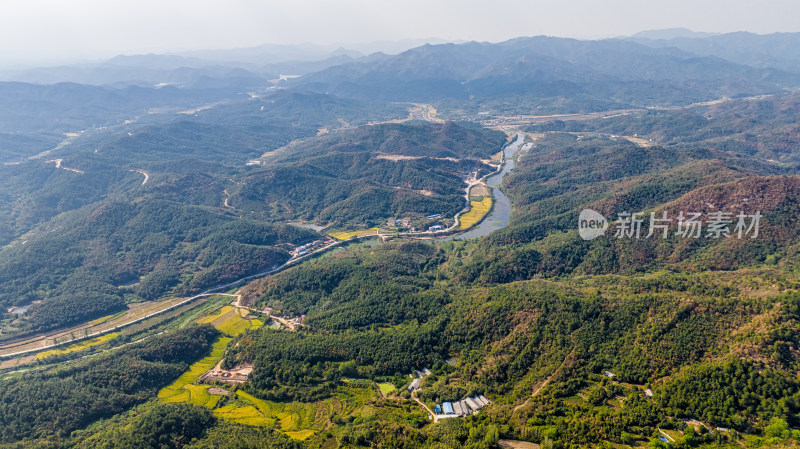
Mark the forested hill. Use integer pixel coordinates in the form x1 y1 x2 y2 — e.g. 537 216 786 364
0 81 243 135
628 31 800 73
0 201 320 335
289 36 800 112
213 94 800 448
226 121 504 225
0 108 503 338
266 120 506 163
4 34 800 449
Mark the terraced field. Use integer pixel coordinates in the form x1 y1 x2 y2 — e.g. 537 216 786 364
214 404 273 426
87 311 127 326
156 304 385 440
196 306 234 324
158 336 232 403
162 356 377 440
197 305 263 337
204 390 317 438
216 313 263 337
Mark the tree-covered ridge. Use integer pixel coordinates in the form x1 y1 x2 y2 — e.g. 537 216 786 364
222 238 800 447
205 103 800 446
56 93 410 169
4 123 800 448
292 36 799 112
192 89 409 134
230 153 490 226
450 131 800 283
0 200 319 335
226 121 504 226
527 92 800 164
268 121 507 163
3 48 800 448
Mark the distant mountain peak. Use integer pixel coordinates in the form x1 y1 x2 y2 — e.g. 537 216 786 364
631 28 720 40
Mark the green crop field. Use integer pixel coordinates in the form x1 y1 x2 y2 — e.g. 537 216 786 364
378 382 396 395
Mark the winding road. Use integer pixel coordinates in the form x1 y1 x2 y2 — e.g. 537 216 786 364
130 169 149 185
46 158 84 174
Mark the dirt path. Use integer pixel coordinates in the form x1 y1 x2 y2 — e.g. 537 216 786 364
129 169 149 185
223 189 233 208
498 440 540 449
513 348 575 413
412 390 438 422
228 292 299 331
657 427 676 443
45 158 84 174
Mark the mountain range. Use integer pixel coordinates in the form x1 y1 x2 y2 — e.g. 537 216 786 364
3 29 800 449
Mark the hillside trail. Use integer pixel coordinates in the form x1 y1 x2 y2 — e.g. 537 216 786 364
512 347 575 413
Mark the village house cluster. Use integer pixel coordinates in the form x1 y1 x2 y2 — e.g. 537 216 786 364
434 395 491 418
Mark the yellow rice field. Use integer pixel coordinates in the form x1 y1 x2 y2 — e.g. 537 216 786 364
35 332 119 360
285 429 315 440
156 305 327 440
460 197 492 229
214 312 263 337
329 227 379 240
158 336 232 395
213 405 273 426
196 305 233 324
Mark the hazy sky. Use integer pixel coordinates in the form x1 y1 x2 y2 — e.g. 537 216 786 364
2 0 800 65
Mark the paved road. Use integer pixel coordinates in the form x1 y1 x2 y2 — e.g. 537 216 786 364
0 243 341 359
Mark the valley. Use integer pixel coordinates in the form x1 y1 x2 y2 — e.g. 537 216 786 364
2 30 800 449
0 128 518 361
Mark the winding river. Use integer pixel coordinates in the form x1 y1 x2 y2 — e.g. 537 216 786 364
444 133 527 240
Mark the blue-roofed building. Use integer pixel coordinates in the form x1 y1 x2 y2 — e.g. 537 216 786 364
434 405 442 414
442 402 454 415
